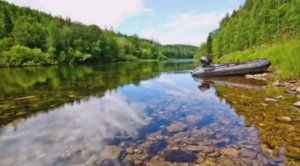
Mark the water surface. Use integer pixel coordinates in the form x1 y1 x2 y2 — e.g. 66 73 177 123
0 61 299 166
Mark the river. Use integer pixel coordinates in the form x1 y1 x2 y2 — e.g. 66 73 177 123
0 61 299 166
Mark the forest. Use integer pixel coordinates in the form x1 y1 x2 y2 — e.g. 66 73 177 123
0 0 197 67
196 0 300 78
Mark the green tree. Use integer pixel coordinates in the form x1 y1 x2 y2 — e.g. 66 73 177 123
3 8 13 37
207 33 213 57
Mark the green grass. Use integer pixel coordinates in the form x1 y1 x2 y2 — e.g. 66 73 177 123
217 39 300 79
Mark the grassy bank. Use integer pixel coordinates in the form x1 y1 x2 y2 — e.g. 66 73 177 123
217 39 300 79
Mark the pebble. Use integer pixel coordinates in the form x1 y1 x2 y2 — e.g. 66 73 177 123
166 122 187 133
156 161 173 166
185 145 214 153
285 89 298 94
126 148 134 154
296 87 300 93
265 98 278 103
186 115 202 123
85 155 97 166
257 154 268 165
294 101 300 108
207 151 221 158
241 149 257 159
275 96 284 99
220 148 239 157
272 81 282 87
277 116 292 122
170 146 179 151
101 145 122 160
223 159 235 166
132 154 148 161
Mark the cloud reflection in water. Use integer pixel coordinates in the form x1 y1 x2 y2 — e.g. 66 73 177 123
0 92 148 165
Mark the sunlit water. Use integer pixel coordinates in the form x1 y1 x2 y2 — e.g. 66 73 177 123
0 61 299 166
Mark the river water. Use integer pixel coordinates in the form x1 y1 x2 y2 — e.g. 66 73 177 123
0 61 299 166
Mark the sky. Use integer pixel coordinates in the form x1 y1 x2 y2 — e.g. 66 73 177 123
5 0 245 46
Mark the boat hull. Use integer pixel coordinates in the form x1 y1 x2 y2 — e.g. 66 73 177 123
191 59 271 77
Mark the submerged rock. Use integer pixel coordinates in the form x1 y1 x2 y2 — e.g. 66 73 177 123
277 116 292 122
294 101 300 108
185 145 214 153
166 122 187 133
297 87 300 93
220 148 239 158
156 161 173 166
245 73 268 80
223 159 235 166
272 81 282 87
85 154 97 166
241 149 257 159
126 148 134 154
186 115 202 124
148 140 168 155
164 150 197 163
265 98 278 103
101 145 123 160
285 89 298 94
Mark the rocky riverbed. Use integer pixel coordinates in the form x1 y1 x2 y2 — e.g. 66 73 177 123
0 70 300 166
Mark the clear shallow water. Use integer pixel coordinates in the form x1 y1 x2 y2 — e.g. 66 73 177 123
0 61 299 166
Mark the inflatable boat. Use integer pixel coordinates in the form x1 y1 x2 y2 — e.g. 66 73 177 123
191 59 271 77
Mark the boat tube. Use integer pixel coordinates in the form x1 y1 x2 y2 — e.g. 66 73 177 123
191 59 271 77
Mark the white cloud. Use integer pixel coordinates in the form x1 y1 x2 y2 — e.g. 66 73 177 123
139 11 229 46
5 0 145 28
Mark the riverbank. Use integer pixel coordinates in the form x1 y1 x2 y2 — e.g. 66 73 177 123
217 39 300 80
245 72 300 110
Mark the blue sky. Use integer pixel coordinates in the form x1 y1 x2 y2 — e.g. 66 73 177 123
6 0 245 45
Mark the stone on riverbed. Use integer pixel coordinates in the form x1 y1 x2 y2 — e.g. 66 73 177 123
296 87 300 93
126 148 134 154
186 115 202 124
272 81 282 87
220 148 239 157
285 89 298 94
85 154 97 166
265 98 278 103
101 145 123 160
185 145 214 153
294 101 300 108
245 73 268 80
167 122 187 133
241 149 257 159
276 116 292 122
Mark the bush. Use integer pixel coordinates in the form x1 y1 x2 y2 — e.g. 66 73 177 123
157 55 168 61
0 45 50 66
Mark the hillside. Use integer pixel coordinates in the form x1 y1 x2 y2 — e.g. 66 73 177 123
195 0 300 79
0 0 197 66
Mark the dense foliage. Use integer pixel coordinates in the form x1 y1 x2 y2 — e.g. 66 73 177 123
195 0 300 78
0 0 197 66
196 0 300 59
161 45 196 59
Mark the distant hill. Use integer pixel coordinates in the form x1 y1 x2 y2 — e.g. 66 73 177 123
0 0 197 66
196 0 300 79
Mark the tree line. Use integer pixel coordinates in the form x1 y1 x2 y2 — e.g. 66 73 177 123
0 0 197 66
195 0 300 59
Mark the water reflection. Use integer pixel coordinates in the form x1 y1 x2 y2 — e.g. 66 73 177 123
0 61 299 165
0 61 194 127
195 76 268 90
0 92 148 166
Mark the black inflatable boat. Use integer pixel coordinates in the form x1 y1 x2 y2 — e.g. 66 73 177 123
191 59 271 77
